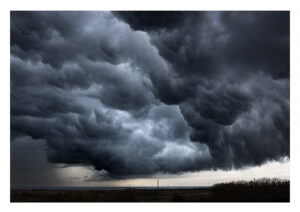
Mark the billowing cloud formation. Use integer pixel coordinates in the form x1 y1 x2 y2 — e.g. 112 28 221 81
11 11 289 177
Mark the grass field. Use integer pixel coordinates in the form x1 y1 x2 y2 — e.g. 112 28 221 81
11 178 289 202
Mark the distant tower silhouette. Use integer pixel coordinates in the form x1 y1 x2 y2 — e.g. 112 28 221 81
157 179 159 189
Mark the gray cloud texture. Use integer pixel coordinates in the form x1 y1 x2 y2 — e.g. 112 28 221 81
11 11 289 177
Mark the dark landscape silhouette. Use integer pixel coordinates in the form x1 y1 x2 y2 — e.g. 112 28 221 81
11 178 289 202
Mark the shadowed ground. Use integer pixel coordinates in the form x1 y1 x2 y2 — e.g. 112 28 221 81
11 178 289 202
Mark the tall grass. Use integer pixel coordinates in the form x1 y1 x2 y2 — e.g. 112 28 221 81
211 178 289 202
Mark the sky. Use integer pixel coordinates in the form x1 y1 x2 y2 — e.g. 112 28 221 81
10 11 290 187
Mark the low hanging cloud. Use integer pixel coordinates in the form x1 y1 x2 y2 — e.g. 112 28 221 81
11 11 289 177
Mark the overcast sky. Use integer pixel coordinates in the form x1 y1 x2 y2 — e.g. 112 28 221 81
10 11 289 187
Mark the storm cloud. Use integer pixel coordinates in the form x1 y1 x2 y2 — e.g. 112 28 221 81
11 11 289 177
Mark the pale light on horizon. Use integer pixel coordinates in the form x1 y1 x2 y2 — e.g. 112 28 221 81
53 157 289 187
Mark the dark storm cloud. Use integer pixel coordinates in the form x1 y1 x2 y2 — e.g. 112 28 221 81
217 12 290 79
116 11 289 170
11 11 289 178
114 11 201 31
117 11 289 80
192 86 253 126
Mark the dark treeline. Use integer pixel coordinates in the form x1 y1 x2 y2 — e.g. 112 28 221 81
211 178 290 202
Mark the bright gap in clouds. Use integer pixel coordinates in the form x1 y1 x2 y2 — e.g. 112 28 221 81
11 135 289 187
58 158 289 187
